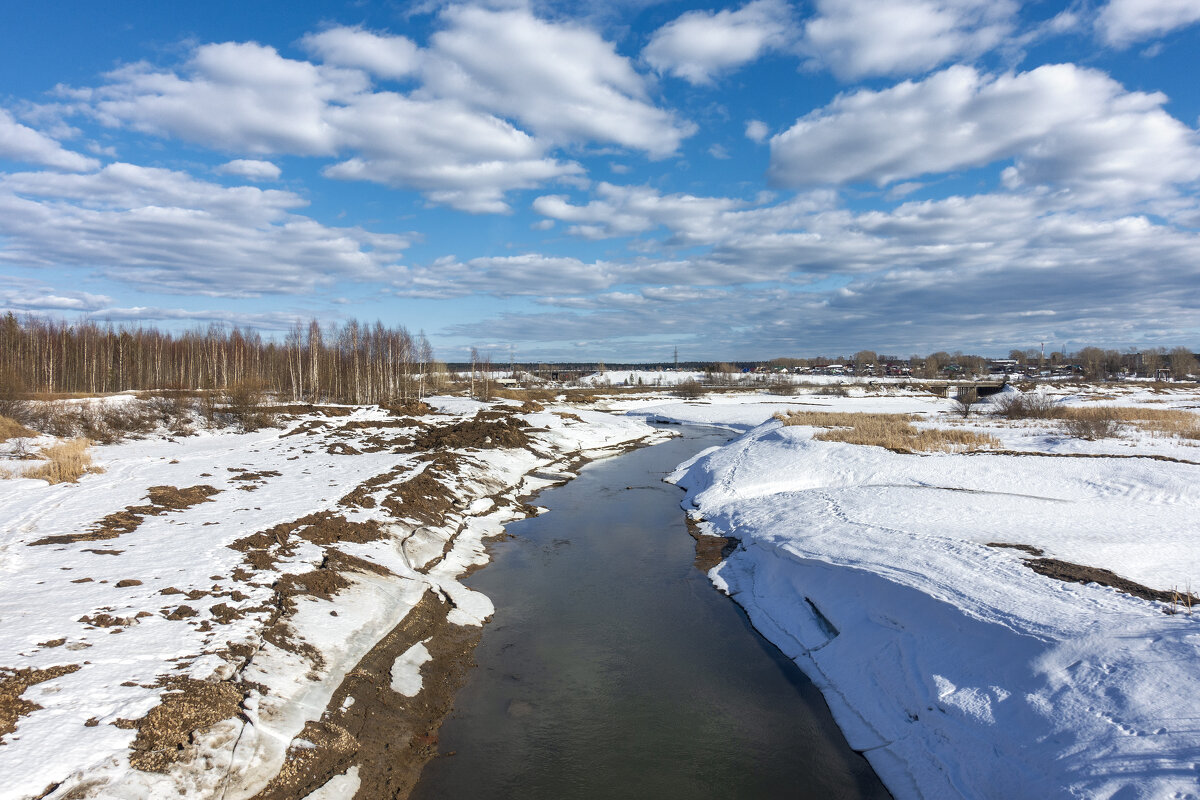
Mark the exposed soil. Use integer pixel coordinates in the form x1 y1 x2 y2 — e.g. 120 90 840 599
45 409 659 798
685 516 740 572
250 590 482 800
30 485 220 545
1 665 82 742
966 449 1200 467
986 542 1046 556
118 677 245 772
409 414 530 451
1023 557 1200 606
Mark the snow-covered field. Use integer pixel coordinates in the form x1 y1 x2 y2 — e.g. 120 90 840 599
6 381 1200 800
0 398 665 800
647 385 1200 799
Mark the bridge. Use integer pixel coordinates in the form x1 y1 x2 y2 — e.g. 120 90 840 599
914 379 1008 399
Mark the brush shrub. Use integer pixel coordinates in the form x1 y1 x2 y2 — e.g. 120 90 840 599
25 438 102 484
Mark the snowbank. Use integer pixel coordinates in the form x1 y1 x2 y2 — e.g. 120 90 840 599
668 391 1200 799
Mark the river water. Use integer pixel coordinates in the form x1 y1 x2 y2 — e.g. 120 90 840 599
411 427 890 800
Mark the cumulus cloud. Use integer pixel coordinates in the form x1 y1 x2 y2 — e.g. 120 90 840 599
1098 0 1200 48
0 108 99 171
216 159 281 181
768 63 1200 206
424 5 693 157
322 93 580 214
0 163 409 297
72 8 690 211
745 119 770 143
799 0 1017 80
643 0 794 85
300 26 421 79
90 42 363 155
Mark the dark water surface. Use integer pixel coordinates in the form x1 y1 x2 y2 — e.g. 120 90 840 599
411 428 889 800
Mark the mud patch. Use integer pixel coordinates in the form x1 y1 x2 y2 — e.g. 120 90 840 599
228 469 282 490
31 485 220 545
250 591 481 800
1023 557 1199 606
1 665 82 742
986 542 1045 556
685 516 739 572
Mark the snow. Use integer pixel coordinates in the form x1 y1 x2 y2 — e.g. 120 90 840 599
664 387 1200 799
6 382 1199 799
300 766 360 800
0 397 668 800
390 641 432 697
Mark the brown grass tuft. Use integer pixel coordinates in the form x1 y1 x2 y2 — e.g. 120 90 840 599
25 438 103 484
0 415 36 441
775 411 999 453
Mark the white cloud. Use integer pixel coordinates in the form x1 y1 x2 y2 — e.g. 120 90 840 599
533 182 749 242
643 0 794 85
745 119 769 143
768 64 1200 206
300 26 421 79
0 108 99 171
448 192 1200 355
323 93 581 213
1098 0 1200 48
424 5 693 157
0 163 408 296
799 0 1017 80
216 159 282 181
74 9 690 211
389 254 620 298
91 42 363 155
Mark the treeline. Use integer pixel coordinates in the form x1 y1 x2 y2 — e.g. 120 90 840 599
0 314 439 404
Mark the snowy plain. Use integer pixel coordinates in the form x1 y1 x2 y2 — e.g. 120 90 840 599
644 384 1200 799
4 382 1200 800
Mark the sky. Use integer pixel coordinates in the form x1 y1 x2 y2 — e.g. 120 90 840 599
1 0 1199 362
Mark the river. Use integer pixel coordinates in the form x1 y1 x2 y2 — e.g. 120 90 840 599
411 427 889 799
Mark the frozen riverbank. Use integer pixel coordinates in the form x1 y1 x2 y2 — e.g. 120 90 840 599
0 398 667 800
652 387 1200 799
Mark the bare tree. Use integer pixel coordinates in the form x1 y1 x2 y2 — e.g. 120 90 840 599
1170 347 1198 380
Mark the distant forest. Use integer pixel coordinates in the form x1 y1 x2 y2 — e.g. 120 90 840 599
0 314 435 405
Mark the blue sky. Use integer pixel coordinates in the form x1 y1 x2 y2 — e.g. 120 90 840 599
1 0 1199 361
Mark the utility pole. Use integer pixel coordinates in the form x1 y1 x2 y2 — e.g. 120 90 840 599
674 346 678 371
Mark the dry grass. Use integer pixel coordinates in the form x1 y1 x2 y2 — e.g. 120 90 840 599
992 392 1059 419
0 415 36 441
1057 406 1200 440
775 411 1000 453
25 438 103 484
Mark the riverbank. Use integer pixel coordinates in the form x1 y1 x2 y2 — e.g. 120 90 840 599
643 386 1200 798
0 397 669 800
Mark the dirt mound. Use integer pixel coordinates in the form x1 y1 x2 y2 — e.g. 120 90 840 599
384 469 457 526
410 415 530 451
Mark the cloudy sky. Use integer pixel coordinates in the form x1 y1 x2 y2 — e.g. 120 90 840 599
1 0 1198 361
